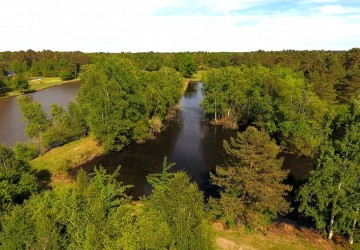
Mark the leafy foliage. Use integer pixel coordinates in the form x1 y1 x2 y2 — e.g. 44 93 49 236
0 163 215 249
140 159 214 249
17 95 51 139
202 65 331 156
0 144 38 212
210 127 291 230
10 74 29 92
13 142 38 162
297 95 360 241
77 57 183 151
0 167 133 249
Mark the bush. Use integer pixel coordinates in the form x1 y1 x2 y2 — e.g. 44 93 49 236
13 142 39 162
59 69 74 80
56 158 71 175
149 116 162 134
11 75 29 92
41 125 82 150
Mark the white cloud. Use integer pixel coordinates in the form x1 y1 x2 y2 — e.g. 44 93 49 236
0 0 359 52
318 4 360 14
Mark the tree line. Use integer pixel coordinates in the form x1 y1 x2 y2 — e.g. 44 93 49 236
2 48 360 100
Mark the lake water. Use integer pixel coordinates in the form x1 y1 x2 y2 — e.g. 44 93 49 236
0 81 81 146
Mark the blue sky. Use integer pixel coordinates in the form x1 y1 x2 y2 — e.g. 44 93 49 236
0 0 359 52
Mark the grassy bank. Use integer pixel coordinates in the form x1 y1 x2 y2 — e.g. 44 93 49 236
189 70 205 81
0 77 80 99
30 136 104 187
29 77 80 90
214 221 350 250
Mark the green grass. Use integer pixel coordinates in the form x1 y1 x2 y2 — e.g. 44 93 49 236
30 136 104 187
189 70 206 81
352 243 360 250
28 77 81 90
0 77 80 99
214 222 348 250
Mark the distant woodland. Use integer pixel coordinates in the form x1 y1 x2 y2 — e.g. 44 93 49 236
0 49 359 249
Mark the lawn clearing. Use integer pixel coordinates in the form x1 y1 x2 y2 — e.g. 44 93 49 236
30 136 104 187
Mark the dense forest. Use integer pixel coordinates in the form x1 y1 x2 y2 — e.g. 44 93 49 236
1 49 360 248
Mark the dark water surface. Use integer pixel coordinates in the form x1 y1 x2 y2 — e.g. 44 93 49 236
0 82 81 146
79 82 236 198
79 82 315 198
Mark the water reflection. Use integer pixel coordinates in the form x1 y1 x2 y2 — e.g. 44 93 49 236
78 82 315 198
0 82 81 146
79 82 236 197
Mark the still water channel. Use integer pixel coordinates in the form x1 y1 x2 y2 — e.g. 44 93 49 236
0 82 81 146
0 81 313 198
79 82 236 198
79 82 314 198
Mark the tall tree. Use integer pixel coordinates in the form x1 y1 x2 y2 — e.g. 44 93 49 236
11 74 29 92
0 74 8 94
297 95 360 242
0 167 135 249
0 144 38 212
138 159 214 249
210 127 291 229
175 53 197 78
17 95 50 139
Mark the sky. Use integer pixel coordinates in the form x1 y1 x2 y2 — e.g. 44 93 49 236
1 0 359 52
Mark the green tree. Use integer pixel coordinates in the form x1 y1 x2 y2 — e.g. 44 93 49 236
13 142 38 162
0 74 8 94
77 60 135 150
59 69 74 80
0 205 37 249
0 144 38 212
41 104 85 149
201 66 248 123
17 95 50 139
297 142 359 241
297 95 360 243
175 53 197 78
210 127 291 229
11 74 29 92
0 167 136 249
138 158 214 249
78 58 183 151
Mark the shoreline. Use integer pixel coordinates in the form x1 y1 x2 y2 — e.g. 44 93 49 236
30 78 193 186
0 78 81 100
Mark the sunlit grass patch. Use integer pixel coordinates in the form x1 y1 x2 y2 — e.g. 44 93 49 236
30 136 104 187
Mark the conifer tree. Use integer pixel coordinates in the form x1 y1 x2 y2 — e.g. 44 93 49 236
210 126 291 229
139 158 214 249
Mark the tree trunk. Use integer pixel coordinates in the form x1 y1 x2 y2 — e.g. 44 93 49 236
328 211 335 240
328 182 342 240
349 207 359 244
214 98 217 121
